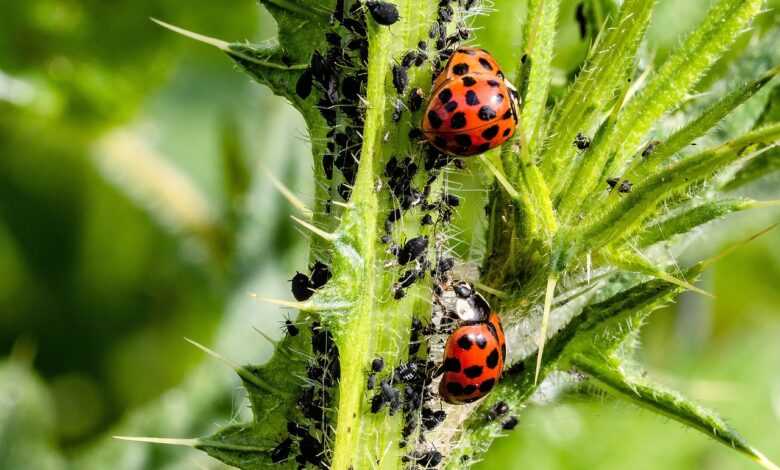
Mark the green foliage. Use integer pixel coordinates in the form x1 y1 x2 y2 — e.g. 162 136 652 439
23 0 776 469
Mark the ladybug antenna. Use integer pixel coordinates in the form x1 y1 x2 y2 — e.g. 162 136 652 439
262 166 313 218
534 275 557 385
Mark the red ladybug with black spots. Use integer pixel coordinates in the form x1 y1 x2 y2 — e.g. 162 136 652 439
436 281 507 404
423 47 520 157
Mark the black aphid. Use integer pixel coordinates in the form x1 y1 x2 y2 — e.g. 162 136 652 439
284 319 300 337
573 132 591 150
296 69 313 99
607 177 633 193
392 64 408 94
270 437 293 463
309 261 332 289
502 416 519 430
409 88 424 112
397 236 428 265
291 272 313 301
367 1 400 26
372 357 385 372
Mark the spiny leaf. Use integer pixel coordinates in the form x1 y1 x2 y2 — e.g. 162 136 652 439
544 0 655 192
571 353 780 470
601 248 713 297
628 65 780 182
557 0 765 222
637 197 779 247
577 122 780 252
518 0 560 158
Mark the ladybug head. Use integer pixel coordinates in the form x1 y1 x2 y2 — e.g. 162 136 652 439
435 280 491 323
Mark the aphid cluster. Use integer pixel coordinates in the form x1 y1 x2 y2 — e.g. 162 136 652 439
291 261 333 301
606 177 633 194
274 321 340 468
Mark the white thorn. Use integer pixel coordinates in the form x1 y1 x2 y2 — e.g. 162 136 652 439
291 215 338 241
250 294 312 310
184 337 239 369
535 276 558 385
331 200 354 209
114 436 199 447
586 252 592 285
150 18 230 50
252 326 279 346
263 167 313 218
754 449 780 470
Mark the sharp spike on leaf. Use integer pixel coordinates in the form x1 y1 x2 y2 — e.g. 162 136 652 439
700 223 778 269
331 200 354 209
151 18 230 50
478 154 520 199
652 270 714 298
252 326 278 346
753 450 780 470
535 276 558 384
184 338 280 396
114 436 199 447
250 294 349 312
291 215 338 241
263 167 312 218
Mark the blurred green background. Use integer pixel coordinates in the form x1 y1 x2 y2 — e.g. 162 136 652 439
0 1 777 469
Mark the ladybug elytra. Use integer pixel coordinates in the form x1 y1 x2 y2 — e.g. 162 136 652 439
423 47 519 157
436 280 507 404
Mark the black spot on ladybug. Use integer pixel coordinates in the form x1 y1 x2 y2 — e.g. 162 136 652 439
479 378 495 393
474 334 487 349
464 365 483 378
453 63 469 75
443 101 457 114
446 381 464 395
296 69 313 99
427 110 443 129
457 335 473 350
486 348 499 368
291 272 313 301
462 384 477 395
502 416 519 430
462 76 477 87
502 109 513 120
479 57 494 71
482 125 500 140
438 88 453 104
455 134 472 148
487 79 500 87
367 1 400 25
465 90 480 106
451 112 467 129
444 357 461 372
478 105 497 121
434 136 447 148
503 128 511 137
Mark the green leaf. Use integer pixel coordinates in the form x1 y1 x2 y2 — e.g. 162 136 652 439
577 122 780 252
571 354 780 470
628 65 780 182
518 0 560 158
637 197 779 247
543 0 655 194
557 0 765 222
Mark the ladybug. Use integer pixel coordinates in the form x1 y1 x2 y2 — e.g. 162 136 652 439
422 48 519 157
439 311 506 404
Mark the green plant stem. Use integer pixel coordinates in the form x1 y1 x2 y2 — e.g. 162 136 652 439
328 2 437 468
